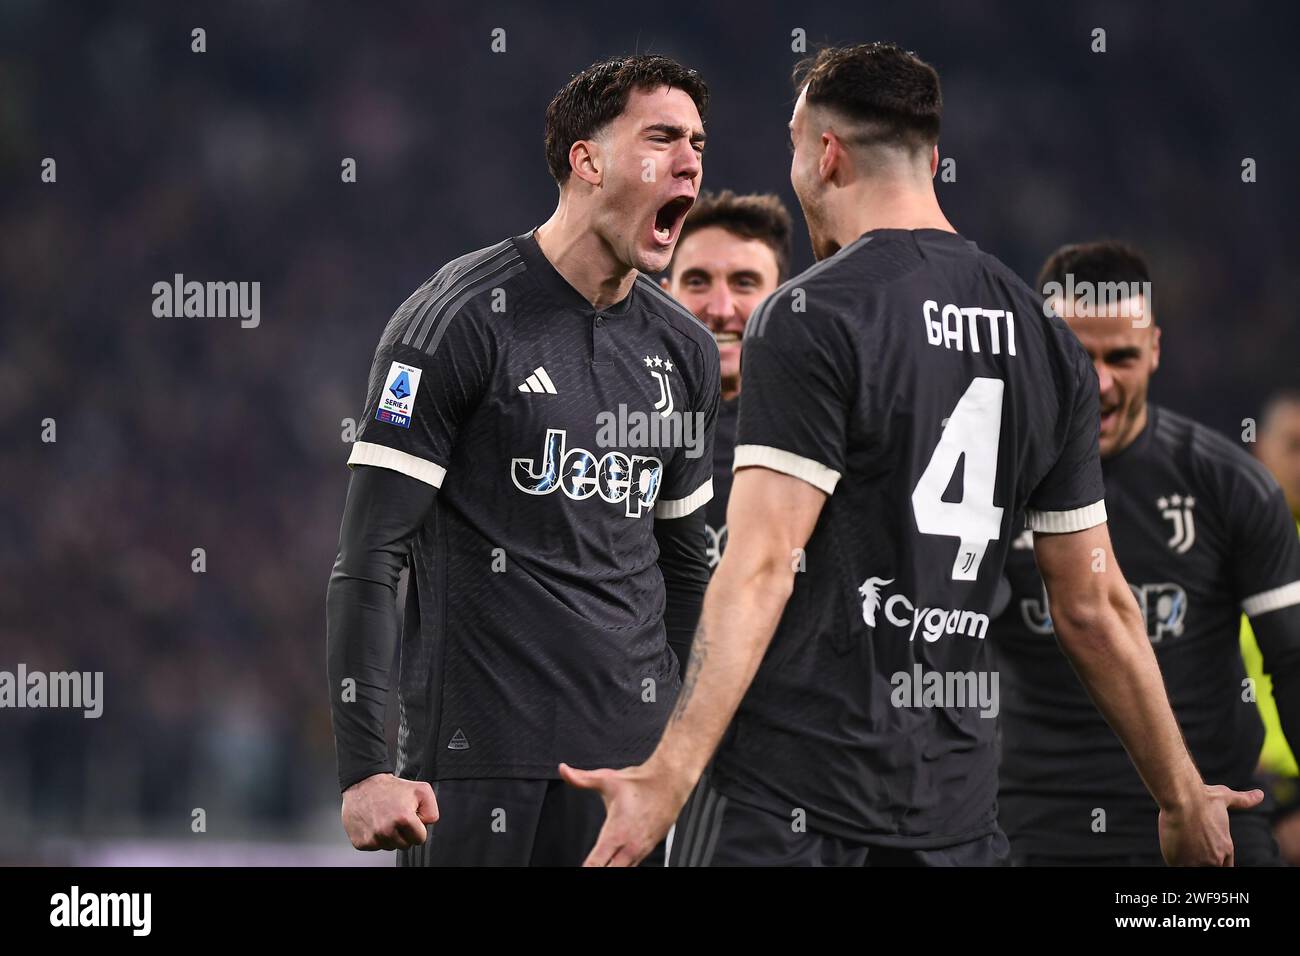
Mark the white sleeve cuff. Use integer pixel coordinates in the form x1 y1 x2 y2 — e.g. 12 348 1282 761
1242 580 1300 618
348 440 447 488
1025 500 1107 534
655 479 713 519
733 444 840 495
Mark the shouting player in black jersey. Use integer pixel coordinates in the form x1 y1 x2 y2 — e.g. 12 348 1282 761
990 242 1300 866
564 42 1260 867
325 55 720 866
661 190 793 569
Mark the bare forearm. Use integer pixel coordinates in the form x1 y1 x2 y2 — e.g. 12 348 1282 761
648 556 793 791
1057 593 1202 810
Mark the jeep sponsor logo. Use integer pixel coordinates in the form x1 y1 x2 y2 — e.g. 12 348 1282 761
511 427 664 518
1021 581 1187 643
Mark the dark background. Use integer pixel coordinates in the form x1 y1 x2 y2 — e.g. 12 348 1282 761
1 0 1296 862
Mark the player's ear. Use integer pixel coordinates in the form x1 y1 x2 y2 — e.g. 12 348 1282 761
569 139 603 187
659 275 672 292
819 131 840 183
930 145 940 178
1150 324 1162 373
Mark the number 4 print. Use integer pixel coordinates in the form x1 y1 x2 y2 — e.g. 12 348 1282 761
911 377 1005 581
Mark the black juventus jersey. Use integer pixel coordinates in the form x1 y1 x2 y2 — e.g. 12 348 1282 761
703 395 738 569
347 230 720 779
991 404 1300 857
709 228 1107 848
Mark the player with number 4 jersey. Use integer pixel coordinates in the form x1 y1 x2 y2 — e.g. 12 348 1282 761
568 42 1260 868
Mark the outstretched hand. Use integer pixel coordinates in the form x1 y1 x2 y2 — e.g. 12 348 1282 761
559 761 689 867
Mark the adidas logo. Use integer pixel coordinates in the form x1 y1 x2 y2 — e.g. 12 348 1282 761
517 366 557 395
447 728 470 751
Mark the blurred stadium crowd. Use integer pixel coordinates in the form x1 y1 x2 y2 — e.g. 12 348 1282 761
1 1 1296 861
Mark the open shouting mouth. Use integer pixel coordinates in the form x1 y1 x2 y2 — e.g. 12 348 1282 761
652 194 694 247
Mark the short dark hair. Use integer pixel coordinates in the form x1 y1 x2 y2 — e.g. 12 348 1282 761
1037 240 1152 297
544 55 709 187
793 42 942 152
670 190 794 282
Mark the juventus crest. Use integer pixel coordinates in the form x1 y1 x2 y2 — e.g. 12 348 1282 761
1157 494 1196 553
643 354 675 418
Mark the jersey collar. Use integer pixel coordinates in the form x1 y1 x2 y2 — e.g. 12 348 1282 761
856 227 974 253
512 228 638 316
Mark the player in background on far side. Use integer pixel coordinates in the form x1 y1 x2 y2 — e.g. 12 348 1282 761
657 189 791 865
661 190 793 570
989 241 1300 866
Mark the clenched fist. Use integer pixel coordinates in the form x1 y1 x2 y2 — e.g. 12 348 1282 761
342 773 439 850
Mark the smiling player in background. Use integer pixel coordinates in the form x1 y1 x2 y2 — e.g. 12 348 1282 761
661 190 793 569
990 242 1300 866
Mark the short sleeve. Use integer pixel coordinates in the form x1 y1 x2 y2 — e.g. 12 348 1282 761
1025 337 1107 533
733 290 854 495
654 341 720 519
1232 481 1300 623
347 303 492 489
